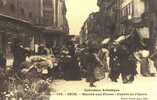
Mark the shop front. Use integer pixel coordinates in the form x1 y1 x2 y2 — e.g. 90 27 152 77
0 14 37 58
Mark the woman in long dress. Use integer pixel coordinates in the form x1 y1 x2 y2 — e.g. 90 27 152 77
96 47 109 79
135 49 156 77
86 47 100 87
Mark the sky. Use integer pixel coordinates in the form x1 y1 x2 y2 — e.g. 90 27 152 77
65 0 99 35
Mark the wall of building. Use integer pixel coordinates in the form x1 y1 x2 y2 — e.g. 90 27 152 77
0 0 69 56
42 0 54 26
118 0 147 35
0 0 69 31
120 0 145 19
0 0 42 24
57 0 63 28
80 1 108 45
80 0 116 46
0 15 36 58
0 0 18 18
133 0 145 18
0 0 55 26
56 0 69 33
149 0 157 11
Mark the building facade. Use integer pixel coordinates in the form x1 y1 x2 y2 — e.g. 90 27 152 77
0 14 36 58
0 0 69 57
0 0 68 27
118 0 148 34
115 0 157 52
109 0 157 53
0 0 42 24
53 0 69 33
80 0 116 45
39 0 69 49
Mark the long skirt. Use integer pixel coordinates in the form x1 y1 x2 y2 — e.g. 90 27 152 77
140 59 150 75
63 59 81 80
109 65 121 80
86 64 96 83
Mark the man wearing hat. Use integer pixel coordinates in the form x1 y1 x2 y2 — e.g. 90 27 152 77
108 41 121 82
11 38 29 76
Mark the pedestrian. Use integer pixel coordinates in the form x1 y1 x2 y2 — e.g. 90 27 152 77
11 39 28 75
109 40 137 84
108 43 121 82
66 40 75 57
97 47 109 79
134 39 156 77
100 38 111 73
117 44 137 83
77 43 89 77
86 45 100 87
60 45 81 81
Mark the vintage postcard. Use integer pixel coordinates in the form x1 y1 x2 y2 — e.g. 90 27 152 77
0 0 157 100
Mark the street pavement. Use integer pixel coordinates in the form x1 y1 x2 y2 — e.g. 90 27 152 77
6 59 157 100
50 75 157 100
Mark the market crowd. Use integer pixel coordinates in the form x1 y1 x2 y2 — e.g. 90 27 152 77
1 20 157 88
0 36 157 88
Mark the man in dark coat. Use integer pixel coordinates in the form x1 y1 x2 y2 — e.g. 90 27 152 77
117 44 136 83
109 41 137 83
109 44 121 82
60 45 81 81
11 39 28 75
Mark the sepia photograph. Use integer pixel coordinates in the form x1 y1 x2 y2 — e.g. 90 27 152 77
0 0 157 100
